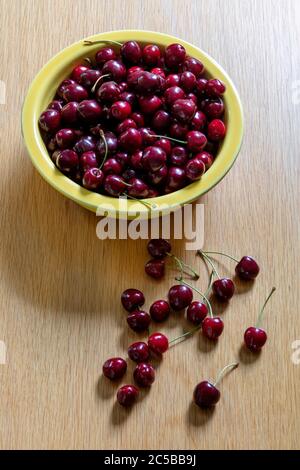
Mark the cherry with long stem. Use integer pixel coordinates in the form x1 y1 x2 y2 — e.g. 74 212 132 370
213 362 239 386
169 325 201 347
199 249 260 281
198 250 235 302
256 287 276 328
175 277 213 317
91 74 111 93
98 130 108 170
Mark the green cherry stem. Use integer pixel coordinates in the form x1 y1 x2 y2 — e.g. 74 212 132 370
256 287 276 328
169 325 201 346
213 362 239 387
91 74 111 93
204 270 214 300
202 251 239 263
152 134 186 145
122 193 157 210
197 250 221 279
175 277 213 318
167 253 199 280
83 39 123 47
98 130 108 169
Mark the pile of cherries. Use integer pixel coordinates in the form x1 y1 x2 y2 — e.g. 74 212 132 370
103 239 275 408
39 40 227 200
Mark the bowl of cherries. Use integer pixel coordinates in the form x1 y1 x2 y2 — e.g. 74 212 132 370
22 30 243 217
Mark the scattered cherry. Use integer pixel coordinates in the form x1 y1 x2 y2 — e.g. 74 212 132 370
168 284 193 311
117 384 139 407
127 311 151 332
128 342 150 363
194 362 238 408
148 332 169 355
133 363 155 387
145 259 165 279
102 357 127 380
212 278 235 301
149 300 170 322
187 301 208 325
121 288 145 312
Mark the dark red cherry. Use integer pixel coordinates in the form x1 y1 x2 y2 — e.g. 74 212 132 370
121 288 145 312
48 100 64 112
102 59 127 81
155 138 172 156
55 128 75 149
130 150 144 170
139 95 162 115
80 151 98 172
206 79 226 96
119 91 136 107
102 158 123 175
143 44 161 66
142 146 167 172
127 311 151 332
74 135 96 154
128 342 150 363
186 131 207 152
117 385 139 407
191 110 207 130
151 110 171 131
78 99 102 122
169 122 189 139
170 146 188 166
147 238 171 258
150 300 170 322
164 86 185 106
201 97 224 118
79 69 102 88
207 119 226 141
95 46 117 65
122 168 137 181
61 102 79 125
104 174 127 196
172 99 196 122
136 71 161 94
121 41 142 64
165 166 186 191
244 327 267 352
168 284 193 311
195 78 208 96
116 118 137 135
186 92 197 104
71 65 89 82
139 127 157 146
115 151 130 168
194 381 220 407
119 128 142 151
145 259 165 279
133 363 155 387
130 112 145 127
128 177 149 198
194 151 213 170
148 332 169 355
182 56 204 77
39 109 61 132
185 157 206 181
147 165 168 186
212 278 235 301
102 357 127 380
202 317 224 340
83 167 104 190
110 100 132 120
97 131 118 157
235 256 260 280
56 79 76 98
165 74 180 88
165 43 186 68
63 83 88 102
180 71 197 92
56 149 79 173
96 81 120 102
118 81 128 93
187 301 208 325
151 67 165 78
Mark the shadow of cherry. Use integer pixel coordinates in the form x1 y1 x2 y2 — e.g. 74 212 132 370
186 401 215 427
197 332 218 353
238 343 262 364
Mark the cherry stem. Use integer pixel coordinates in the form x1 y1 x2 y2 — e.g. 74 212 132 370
122 193 157 210
169 325 201 346
151 134 186 145
197 250 220 279
213 362 239 387
98 130 108 169
83 57 92 65
83 39 123 47
204 270 214 300
167 253 199 280
256 287 276 328
91 74 111 93
202 251 239 264
175 277 213 318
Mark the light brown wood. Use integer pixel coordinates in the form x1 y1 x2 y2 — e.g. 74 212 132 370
0 0 299 450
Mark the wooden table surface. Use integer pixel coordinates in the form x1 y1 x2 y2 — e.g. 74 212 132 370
0 0 299 450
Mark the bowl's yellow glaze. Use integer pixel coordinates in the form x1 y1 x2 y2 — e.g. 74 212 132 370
22 30 243 219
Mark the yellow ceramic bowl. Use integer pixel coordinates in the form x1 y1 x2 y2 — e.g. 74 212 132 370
22 30 243 218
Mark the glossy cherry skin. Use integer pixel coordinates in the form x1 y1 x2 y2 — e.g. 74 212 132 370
150 300 170 322
110 100 132 120
191 110 207 131
164 86 185 105
165 167 186 192
139 95 162 115
128 177 149 198
102 158 123 175
139 127 157 146
74 135 96 154
80 151 98 172
147 239 171 258
133 363 155 387
130 112 145 127
130 150 144 170
182 56 204 78
39 109 61 132
151 110 171 131
102 357 127 380
96 81 121 102
121 40 142 63
244 327 267 352
83 168 104 190
165 43 186 68
180 71 197 92
148 165 168 186
235 256 260 280
168 285 193 311
55 128 75 149
128 342 150 363
119 128 142 152
212 278 235 301
208 119 226 141
122 168 137 181
104 174 127 196
97 131 118 157
117 385 139 407
119 91 136 107
116 118 137 135
136 71 162 94
56 149 79 173
145 259 165 279
187 301 208 325
95 46 116 65
102 59 127 82
143 44 161 66
165 74 180 88
63 83 88 102
151 67 166 78
155 138 172 156
71 64 89 82
194 381 220 408
185 157 206 181
78 100 102 122
127 311 151 332
170 146 188 166
148 333 169 355
201 97 224 118
121 288 145 312
61 102 79 125
142 146 167 172
202 317 224 340
194 151 213 170
48 100 64 112
79 69 101 88
169 122 189 139
172 99 196 123
186 131 207 152
206 79 226 96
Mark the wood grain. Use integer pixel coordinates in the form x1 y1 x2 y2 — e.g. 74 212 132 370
0 0 299 450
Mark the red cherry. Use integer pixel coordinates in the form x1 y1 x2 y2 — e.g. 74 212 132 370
143 44 161 66
63 83 88 102
119 91 136 107
152 110 171 131
165 43 186 68
78 99 102 122
55 128 75 149
56 149 79 173
191 110 207 130
244 327 267 352
148 332 169 355
195 78 208 96
128 177 149 198
164 86 185 105
155 138 172 156
147 239 171 258
182 57 204 77
102 158 123 175
180 71 197 92
208 119 226 141
147 165 168 186
96 81 120 102
79 69 102 88
194 151 213 170
133 363 155 387
202 317 224 340
110 100 132 120
82 168 104 190
80 151 98 172
61 102 79 125
206 79 226 96
121 288 145 312
102 60 127 81
165 74 180 88
116 118 137 135
71 65 89 82
142 146 167 172
56 79 76 98
145 259 165 279
187 301 208 325
186 131 207 152
102 357 127 380
185 157 206 181
201 97 224 118
168 284 193 311
95 46 117 65
150 300 170 322
169 122 189 139
236 256 260 280
128 342 150 363
47 100 63 112
121 40 142 64
170 146 188 166
212 278 235 301
139 95 162 115
165 166 186 191
117 385 139 407
139 127 157 146
39 109 61 132
127 311 151 332
194 381 220 407
151 67 166 78
130 112 145 127
119 128 142 151
172 99 196 123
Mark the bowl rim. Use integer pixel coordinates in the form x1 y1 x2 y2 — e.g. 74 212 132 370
22 29 244 218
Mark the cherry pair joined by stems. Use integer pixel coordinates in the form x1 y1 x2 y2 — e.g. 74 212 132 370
197 250 235 301
199 250 260 281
